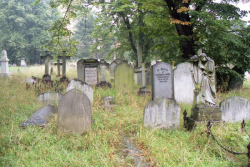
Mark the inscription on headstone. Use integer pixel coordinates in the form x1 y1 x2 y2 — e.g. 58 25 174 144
77 59 99 85
85 67 98 85
152 62 173 100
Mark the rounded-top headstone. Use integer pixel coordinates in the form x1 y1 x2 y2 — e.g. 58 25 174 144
59 89 92 134
174 62 195 104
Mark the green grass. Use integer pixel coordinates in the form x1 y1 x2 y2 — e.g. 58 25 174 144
0 66 250 166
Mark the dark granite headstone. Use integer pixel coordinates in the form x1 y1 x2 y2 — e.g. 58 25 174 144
58 89 92 134
152 62 173 100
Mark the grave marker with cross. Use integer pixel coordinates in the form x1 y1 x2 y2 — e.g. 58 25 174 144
58 51 70 82
41 51 53 82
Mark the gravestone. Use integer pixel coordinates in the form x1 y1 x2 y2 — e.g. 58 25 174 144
77 59 99 85
104 96 115 112
38 92 63 105
144 98 180 129
152 62 173 100
54 60 63 77
220 97 250 122
109 59 124 76
20 58 27 67
58 51 70 82
96 60 112 88
174 62 195 104
114 62 134 91
21 105 56 127
59 89 92 134
66 79 93 104
40 51 52 82
0 50 10 77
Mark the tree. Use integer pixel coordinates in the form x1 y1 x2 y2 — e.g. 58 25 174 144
0 0 59 64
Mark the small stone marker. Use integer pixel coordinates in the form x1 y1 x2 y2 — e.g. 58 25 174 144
104 96 115 112
220 97 250 122
20 58 27 67
174 62 195 104
59 89 92 134
66 79 93 104
152 62 173 100
77 59 99 85
38 92 63 105
114 62 134 91
21 105 56 127
144 98 180 129
0 50 10 77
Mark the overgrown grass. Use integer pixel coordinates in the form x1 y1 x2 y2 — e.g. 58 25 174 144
0 66 250 166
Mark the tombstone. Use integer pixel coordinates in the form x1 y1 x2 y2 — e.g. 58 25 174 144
66 79 93 104
96 60 112 88
144 98 180 129
40 51 53 82
21 105 56 127
20 58 27 67
220 97 250 122
174 62 195 104
58 89 92 134
152 62 173 100
54 60 63 77
109 59 124 76
114 62 134 91
77 59 99 85
38 92 63 105
0 50 10 77
103 96 115 112
58 51 70 82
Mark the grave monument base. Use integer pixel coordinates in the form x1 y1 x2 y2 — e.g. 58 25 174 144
191 105 222 122
0 73 10 77
42 74 51 82
96 81 112 88
60 76 69 82
138 87 150 96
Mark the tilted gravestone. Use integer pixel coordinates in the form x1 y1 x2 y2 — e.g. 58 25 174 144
220 97 250 122
77 59 99 85
144 99 180 129
59 89 91 134
66 79 93 104
152 62 173 100
174 62 195 104
37 92 62 105
114 62 134 91
21 105 56 127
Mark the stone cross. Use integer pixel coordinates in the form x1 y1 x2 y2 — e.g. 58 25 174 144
41 51 52 81
54 59 63 76
58 51 70 78
136 42 143 68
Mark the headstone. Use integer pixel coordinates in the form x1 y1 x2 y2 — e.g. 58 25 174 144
152 62 173 100
38 92 63 105
58 89 92 134
220 97 250 122
104 96 115 112
114 62 134 91
174 62 195 104
77 59 99 85
109 59 124 76
0 50 10 77
21 105 56 127
20 58 27 67
66 79 93 104
54 60 63 77
144 98 180 129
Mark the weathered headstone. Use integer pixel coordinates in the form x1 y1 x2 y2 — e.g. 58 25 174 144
20 58 27 67
152 62 173 100
220 97 250 122
109 59 124 76
144 98 180 129
114 62 134 91
38 92 63 105
104 96 115 112
58 89 92 134
174 62 195 104
66 79 93 104
0 50 10 77
77 59 99 85
21 105 56 127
